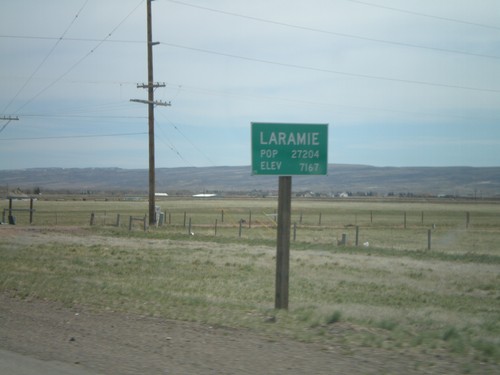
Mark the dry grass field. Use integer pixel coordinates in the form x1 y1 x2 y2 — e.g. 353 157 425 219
1 197 499 373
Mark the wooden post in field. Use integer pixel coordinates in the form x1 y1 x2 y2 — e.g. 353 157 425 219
299 211 303 224
188 217 192 235
129 216 133 231
116 214 121 227
293 222 297 241
183 211 187 227
248 210 252 228
428 229 432 250
29 198 34 224
90 212 95 226
404 212 407 229
8 198 13 224
275 176 292 310
221 209 224 223
355 226 359 246
168 212 171 225
214 219 218 236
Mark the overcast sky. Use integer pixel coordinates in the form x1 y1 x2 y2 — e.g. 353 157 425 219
1 0 499 170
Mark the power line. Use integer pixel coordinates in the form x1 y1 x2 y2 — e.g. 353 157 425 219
1 1 90 116
155 121 195 167
163 0 500 60
7 0 144 116
343 0 500 31
0 132 147 141
158 82 500 123
0 34 144 44
156 112 217 166
20 114 146 119
159 42 500 94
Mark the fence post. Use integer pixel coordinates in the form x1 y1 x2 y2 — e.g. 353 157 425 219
221 209 224 223
428 229 432 250
355 226 359 246
214 219 218 236
116 214 121 227
183 212 187 227
29 198 34 224
90 212 95 226
248 210 252 228
293 222 297 241
299 211 303 224
129 216 133 231
404 212 407 229
8 198 13 224
188 217 192 235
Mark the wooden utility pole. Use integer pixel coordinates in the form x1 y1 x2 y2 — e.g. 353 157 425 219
146 0 156 226
131 0 170 225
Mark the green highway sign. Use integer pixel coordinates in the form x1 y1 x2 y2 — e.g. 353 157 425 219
251 122 328 175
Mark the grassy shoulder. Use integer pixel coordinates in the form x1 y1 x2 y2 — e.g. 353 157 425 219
1 225 499 371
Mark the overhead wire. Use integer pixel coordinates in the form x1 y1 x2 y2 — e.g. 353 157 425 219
0 35 144 44
157 111 217 166
159 42 500 94
0 132 147 141
154 119 195 167
1 0 90 116
158 82 500 123
162 0 500 61
0 120 12 134
342 0 500 31
6 0 145 118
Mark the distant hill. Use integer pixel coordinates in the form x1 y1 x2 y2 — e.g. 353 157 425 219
1 165 500 197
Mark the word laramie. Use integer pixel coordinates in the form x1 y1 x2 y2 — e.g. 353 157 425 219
259 131 320 146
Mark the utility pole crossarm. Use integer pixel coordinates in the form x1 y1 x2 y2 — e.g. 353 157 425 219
137 82 166 89
130 99 171 106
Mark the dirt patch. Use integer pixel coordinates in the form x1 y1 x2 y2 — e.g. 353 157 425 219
0 293 475 375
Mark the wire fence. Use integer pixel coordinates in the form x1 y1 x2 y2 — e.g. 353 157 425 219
3 198 499 255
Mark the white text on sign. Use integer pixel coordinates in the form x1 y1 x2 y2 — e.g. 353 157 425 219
261 161 282 170
251 123 328 175
259 131 320 146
